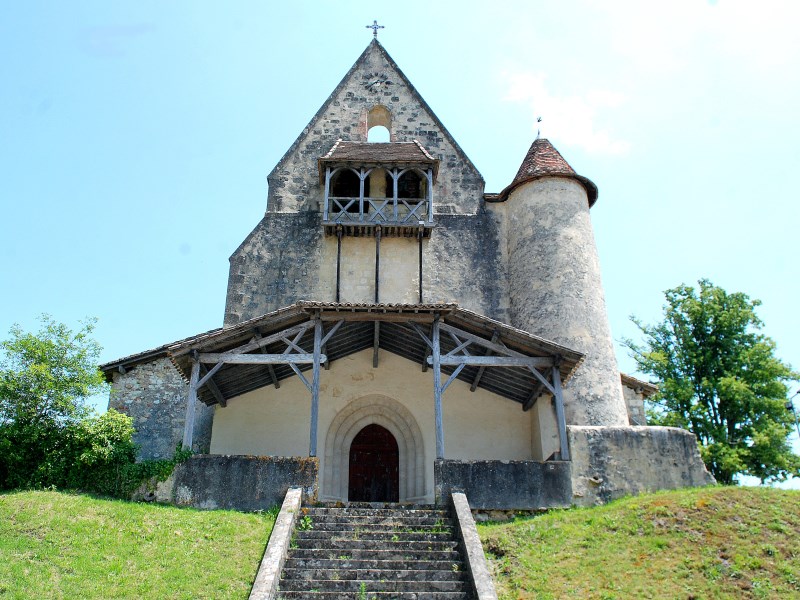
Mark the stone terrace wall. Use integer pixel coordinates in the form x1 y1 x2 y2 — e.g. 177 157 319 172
568 426 715 506
434 459 572 510
167 455 319 511
109 357 213 460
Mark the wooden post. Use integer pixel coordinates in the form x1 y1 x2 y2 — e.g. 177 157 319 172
359 168 365 221
374 225 381 303
418 226 423 303
432 316 444 460
426 168 434 224
392 168 399 221
309 317 323 457
182 358 201 450
323 167 331 221
335 226 342 302
551 366 570 461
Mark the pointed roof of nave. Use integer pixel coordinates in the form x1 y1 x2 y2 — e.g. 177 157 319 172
496 138 598 206
268 38 482 186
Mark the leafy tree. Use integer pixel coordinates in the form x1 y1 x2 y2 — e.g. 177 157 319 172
624 280 799 485
0 315 192 497
0 315 108 489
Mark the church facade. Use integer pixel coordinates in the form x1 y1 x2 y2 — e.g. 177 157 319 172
101 40 713 509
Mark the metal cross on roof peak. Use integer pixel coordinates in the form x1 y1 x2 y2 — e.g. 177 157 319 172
366 20 384 38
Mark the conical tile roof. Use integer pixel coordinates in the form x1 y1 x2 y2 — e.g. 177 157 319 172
496 139 598 206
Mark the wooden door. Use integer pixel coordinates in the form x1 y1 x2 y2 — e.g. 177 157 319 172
348 424 399 502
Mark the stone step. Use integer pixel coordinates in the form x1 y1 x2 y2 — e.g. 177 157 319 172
296 530 454 542
311 502 437 510
303 507 448 518
286 548 463 562
278 578 468 593
304 522 454 534
283 557 466 572
280 567 468 582
293 537 460 551
277 592 469 600
305 515 451 528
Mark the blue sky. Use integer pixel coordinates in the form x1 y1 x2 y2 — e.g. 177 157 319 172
2 2 799 480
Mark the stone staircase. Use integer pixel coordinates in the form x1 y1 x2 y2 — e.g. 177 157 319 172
276 503 473 599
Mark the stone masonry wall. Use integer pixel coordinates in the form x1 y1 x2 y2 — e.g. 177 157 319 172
109 356 213 460
224 211 510 325
568 426 715 506
503 178 628 426
622 383 648 426
266 41 485 216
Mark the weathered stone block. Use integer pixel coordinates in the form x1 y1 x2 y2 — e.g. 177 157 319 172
434 459 572 510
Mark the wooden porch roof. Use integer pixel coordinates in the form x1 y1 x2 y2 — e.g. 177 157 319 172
163 301 584 408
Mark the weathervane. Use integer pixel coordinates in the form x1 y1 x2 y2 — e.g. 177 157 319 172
366 20 384 38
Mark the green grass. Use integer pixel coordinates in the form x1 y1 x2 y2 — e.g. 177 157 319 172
0 490 275 599
478 486 800 599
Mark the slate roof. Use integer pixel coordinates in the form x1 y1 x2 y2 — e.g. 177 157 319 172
494 138 599 206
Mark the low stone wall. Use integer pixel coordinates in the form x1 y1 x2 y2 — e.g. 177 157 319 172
568 426 715 506
434 459 572 510
163 455 318 511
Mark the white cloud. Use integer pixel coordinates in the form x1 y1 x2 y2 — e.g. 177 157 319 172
503 71 631 156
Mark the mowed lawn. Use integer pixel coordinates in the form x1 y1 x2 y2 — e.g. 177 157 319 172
478 486 800 599
0 490 274 599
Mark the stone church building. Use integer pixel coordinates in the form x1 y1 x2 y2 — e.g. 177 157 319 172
101 39 712 509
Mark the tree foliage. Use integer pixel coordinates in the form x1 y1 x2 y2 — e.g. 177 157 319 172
624 280 799 485
0 315 190 496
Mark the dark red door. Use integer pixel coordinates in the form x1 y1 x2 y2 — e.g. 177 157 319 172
348 424 399 502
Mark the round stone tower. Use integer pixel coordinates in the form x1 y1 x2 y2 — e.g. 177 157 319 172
501 139 628 426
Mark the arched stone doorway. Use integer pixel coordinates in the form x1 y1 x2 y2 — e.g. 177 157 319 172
322 395 425 502
348 424 399 502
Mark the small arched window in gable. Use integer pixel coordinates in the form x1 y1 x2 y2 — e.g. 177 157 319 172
367 105 392 142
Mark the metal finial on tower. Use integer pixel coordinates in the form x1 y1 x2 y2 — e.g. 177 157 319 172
366 20 384 38
536 116 543 140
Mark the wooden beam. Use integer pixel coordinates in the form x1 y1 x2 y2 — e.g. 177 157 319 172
320 319 345 346
309 318 323 457
186 321 315 358
527 365 556 396
439 323 533 359
552 366 570 461
470 330 500 392
196 361 224 390
289 363 312 392
198 353 325 364
319 312 434 323
181 359 200 450
198 363 226 407
432 317 444 460
440 363 467 395
409 321 433 349
373 321 380 368
428 355 554 367
252 332 280 389
522 382 544 411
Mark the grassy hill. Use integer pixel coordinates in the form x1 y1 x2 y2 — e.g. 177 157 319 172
0 490 275 599
477 486 800 599
1 487 798 599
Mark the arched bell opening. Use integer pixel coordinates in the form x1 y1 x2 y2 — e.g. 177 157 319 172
347 423 399 502
330 167 368 213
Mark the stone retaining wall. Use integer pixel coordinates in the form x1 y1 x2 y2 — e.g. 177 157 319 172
162 455 318 511
434 459 572 510
568 426 715 506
